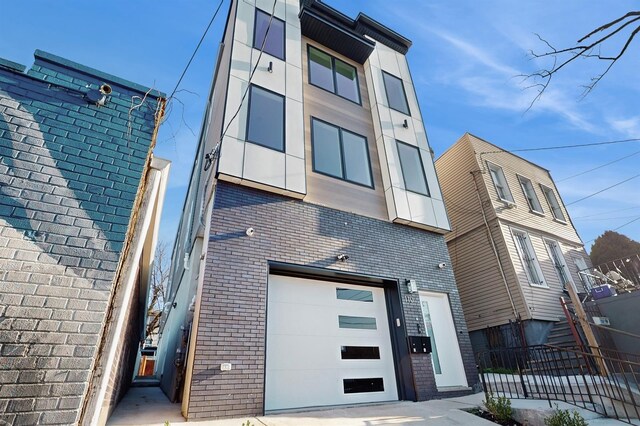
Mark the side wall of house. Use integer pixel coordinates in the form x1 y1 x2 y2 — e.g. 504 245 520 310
0 53 160 424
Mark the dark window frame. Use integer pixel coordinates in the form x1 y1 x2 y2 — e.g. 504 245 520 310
245 84 286 153
253 8 286 61
343 378 385 394
396 140 430 197
340 346 381 360
311 117 374 189
307 45 362 105
382 70 411 115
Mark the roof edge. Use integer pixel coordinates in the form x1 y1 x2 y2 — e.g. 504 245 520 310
34 50 166 99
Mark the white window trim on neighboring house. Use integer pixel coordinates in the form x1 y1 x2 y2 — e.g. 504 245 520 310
540 184 567 223
543 238 575 292
486 161 514 203
512 228 547 287
574 256 595 292
517 174 544 215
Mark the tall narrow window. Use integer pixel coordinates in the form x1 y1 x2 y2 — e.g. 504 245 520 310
574 257 595 291
541 185 566 222
382 71 410 115
308 46 360 103
487 162 513 203
513 230 545 286
518 175 543 213
397 141 430 196
312 118 373 187
545 239 572 289
253 9 285 60
246 85 285 152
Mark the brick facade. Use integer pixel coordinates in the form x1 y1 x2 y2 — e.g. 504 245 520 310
0 51 162 424
187 182 477 419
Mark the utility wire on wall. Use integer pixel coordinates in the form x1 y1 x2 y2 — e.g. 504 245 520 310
204 0 278 170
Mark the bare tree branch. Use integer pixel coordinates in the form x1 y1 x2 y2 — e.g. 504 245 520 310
145 241 169 340
523 11 640 104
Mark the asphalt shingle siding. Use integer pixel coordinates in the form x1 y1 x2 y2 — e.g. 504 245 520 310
0 51 161 424
188 181 477 419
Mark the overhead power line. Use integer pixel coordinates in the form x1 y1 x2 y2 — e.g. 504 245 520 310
168 0 226 101
583 215 640 245
557 148 640 182
572 205 640 220
479 137 640 155
565 173 640 206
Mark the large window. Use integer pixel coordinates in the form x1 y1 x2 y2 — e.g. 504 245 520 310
544 239 572 289
487 162 513 203
308 46 360 104
253 9 285 60
541 185 566 222
382 71 410 115
397 141 430 196
513 229 545 287
246 85 285 152
312 118 373 187
518 175 543 213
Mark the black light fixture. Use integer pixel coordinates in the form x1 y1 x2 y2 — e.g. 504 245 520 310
267 61 273 73
402 119 409 128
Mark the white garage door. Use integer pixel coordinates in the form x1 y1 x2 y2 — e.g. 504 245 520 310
265 275 398 411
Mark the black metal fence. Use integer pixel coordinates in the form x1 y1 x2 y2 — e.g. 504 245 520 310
478 344 640 424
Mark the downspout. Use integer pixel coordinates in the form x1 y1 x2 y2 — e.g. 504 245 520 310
471 170 519 320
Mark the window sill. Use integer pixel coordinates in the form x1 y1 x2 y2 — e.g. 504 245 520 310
552 218 568 225
529 283 549 289
530 210 545 217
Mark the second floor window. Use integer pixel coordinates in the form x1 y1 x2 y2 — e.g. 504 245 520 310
382 71 410 115
513 230 545 287
487 162 513 203
246 85 285 152
311 118 373 188
518 175 543 213
397 141 430 196
253 9 285 60
541 185 566 222
308 46 360 104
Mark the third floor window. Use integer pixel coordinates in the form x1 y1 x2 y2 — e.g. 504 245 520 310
308 45 361 104
397 141 430 196
254 9 285 60
382 71 410 115
487 162 513 203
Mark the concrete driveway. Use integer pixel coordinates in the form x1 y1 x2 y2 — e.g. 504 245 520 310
107 387 495 425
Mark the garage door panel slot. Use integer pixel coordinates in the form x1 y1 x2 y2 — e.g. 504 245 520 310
336 288 374 302
343 378 385 393
338 315 377 329
340 346 381 359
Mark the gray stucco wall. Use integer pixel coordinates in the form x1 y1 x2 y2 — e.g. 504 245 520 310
186 181 477 420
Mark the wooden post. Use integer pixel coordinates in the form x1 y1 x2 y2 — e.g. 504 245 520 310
565 284 609 376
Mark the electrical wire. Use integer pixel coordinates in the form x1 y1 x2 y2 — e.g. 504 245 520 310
203 0 278 171
557 149 640 182
583 215 640 245
479 137 640 155
565 172 640 206
572 205 640 220
168 0 226 101
219 0 278 144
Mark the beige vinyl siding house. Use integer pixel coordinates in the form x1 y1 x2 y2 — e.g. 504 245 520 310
436 133 592 351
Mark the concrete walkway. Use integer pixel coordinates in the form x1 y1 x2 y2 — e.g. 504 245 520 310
108 387 634 425
108 388 495 425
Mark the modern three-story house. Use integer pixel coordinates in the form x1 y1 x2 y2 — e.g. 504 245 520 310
156 0 476 420
435 133 593 353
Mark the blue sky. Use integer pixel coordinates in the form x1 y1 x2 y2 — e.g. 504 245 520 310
2 1 639 254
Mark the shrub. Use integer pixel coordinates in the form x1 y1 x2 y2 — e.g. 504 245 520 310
544 406 588 426
483 393 513 423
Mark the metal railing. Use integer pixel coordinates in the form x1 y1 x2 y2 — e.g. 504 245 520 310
478 344 640 423
578 254 640 295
